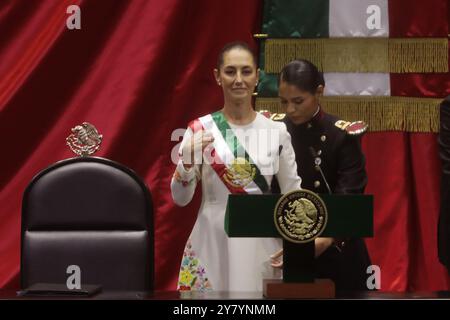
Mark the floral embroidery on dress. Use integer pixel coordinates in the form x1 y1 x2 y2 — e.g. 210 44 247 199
178 240 212 291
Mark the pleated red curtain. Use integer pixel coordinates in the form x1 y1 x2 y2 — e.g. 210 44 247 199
0 0 263 290
363 0 450 291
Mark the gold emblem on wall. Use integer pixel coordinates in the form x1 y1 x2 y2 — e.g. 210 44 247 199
66 122 103 156
274 189 328 243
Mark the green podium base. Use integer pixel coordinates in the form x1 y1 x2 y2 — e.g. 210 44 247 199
263 278 335 299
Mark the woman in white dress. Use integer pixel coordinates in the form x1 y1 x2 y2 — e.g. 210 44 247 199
171 42 302 292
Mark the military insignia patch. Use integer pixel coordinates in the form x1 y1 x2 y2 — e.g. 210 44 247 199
274 189 328 243
270 113 286 121
335 120 368 136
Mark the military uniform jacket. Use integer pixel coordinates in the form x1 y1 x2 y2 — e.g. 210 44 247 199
283 108 367 194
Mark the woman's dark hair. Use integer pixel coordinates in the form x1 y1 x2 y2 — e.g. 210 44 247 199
217 41 257 69
279 59 325 94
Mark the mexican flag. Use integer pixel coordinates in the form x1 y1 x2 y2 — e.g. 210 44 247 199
256 0 449 132
255 0 450 291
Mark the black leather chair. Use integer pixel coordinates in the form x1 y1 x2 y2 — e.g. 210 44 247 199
21 157 153 291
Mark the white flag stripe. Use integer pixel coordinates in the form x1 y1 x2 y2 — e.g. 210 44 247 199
199 115 262 194
327 0 390 97
323 73 390 96
329 0 389 37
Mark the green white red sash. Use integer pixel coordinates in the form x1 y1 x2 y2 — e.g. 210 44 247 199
188 111 269 194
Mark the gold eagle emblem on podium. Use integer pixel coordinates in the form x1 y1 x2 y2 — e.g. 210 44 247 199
274 189 328 243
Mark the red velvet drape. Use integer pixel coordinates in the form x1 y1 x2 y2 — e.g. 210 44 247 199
0 0 263 290
362 0 450 291
0 0 448 292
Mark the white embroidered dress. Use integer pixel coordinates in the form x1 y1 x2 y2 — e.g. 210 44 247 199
171 112 302 292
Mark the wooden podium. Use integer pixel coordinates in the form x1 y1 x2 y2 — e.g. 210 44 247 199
224 193 373 298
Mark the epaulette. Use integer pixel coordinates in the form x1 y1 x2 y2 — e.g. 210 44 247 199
258 110 286 122
270 113 286 121
334 120 368 136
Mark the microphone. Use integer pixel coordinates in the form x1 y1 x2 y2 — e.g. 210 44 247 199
309 147 332 194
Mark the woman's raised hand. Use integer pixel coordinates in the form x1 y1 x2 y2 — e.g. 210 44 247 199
181 130 214 169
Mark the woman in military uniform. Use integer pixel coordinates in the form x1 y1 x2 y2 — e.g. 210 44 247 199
271 59 372 293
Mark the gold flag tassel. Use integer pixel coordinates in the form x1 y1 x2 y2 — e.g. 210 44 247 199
256 96 442 133
264 38 448 74
389 38 449 73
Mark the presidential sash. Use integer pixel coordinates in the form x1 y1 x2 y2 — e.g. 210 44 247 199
188 111 269 194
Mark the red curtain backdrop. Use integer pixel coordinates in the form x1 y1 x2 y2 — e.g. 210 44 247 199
0 0 449 292
362 0 450 291
0 0 263 290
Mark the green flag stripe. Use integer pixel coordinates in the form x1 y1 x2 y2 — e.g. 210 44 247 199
211 111 269 192
262 0 329 37
259 0 329 97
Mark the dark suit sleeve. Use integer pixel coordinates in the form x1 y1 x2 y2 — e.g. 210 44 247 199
439 97 450 174
438 96 450 270
334 135 367 194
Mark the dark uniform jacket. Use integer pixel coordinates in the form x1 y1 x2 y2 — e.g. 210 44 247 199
284 109 367 194
438 95 450 273
271 108 372 293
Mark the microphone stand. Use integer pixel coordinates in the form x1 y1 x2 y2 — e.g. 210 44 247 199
309 147 332 195
309 147 348 252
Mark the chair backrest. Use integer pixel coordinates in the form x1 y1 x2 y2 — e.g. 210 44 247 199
21 157 153 291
